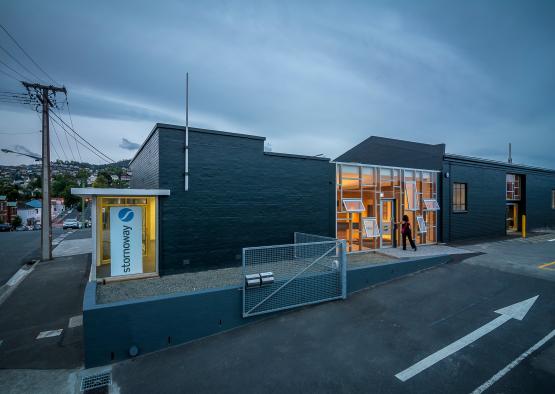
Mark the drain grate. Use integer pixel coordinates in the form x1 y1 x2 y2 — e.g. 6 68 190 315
80 371 112 391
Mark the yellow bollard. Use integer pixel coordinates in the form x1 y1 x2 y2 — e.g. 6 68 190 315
522 215 526 238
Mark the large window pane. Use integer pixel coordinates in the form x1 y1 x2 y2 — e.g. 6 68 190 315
341 165 359 179
405 181 418 210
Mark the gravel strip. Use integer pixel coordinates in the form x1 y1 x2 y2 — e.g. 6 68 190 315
96 253 396 304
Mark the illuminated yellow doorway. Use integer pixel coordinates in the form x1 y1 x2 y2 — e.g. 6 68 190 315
506 203 518 232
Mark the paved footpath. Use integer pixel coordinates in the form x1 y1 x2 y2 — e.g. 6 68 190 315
0 229 91 394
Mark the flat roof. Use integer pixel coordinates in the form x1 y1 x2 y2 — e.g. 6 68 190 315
444 153 555 174
71 188 171 197
129 123 266 166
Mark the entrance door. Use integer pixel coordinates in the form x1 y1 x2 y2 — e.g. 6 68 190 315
380 199 396 248
506 203 518 232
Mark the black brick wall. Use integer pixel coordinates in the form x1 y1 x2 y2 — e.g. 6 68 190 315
526 173 555 229
129 129 159 189
134 125 334 274
442 158 555 242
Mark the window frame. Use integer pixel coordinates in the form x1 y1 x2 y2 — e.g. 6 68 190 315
416 216 427 233
342 198 365 213
362 217 381 238
423 198 440 211
452 182 468 213
404 181 419 211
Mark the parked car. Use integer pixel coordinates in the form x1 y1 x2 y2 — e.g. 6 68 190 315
16 226 28 231
33 223 42 231
0 223 12 232
63 218 81 230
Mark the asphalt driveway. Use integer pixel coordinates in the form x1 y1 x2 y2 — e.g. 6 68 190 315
112 248 555 393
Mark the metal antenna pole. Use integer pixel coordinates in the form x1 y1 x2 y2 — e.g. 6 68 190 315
508 143 512 164
185 72 189 191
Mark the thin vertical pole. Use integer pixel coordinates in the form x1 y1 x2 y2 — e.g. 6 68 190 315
41 87 52 260
185 72 189 191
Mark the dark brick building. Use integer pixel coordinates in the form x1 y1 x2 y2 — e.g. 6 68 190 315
441 154 555 243
131 126 555 273
130 124 335 274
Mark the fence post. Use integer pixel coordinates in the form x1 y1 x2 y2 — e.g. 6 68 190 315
242 248 246 318
522 215 526 238
340 240 347 299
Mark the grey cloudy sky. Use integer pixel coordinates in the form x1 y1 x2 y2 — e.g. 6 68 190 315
1 0 554 167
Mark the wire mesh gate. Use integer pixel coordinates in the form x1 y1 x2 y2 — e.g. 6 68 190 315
242 233 347 318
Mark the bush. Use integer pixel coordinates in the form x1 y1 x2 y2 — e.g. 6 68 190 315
11 215 22 227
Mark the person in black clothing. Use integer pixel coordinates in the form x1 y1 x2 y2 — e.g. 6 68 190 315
401 214 417 251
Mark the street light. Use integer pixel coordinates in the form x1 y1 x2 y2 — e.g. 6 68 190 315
1 148 41 161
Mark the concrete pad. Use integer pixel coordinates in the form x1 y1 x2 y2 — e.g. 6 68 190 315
379 244 469 258
53 238 92 257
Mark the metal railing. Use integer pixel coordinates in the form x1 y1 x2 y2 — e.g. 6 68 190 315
242 233 347 318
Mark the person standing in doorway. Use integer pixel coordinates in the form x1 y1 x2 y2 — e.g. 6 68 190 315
401 215 417 251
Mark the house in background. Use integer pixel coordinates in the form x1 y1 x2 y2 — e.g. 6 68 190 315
51 197 65 218
17 200 41 225
6 201 17 224
0 195 7 223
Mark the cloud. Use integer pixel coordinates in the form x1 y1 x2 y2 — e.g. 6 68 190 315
119 138 141 151
0 1 554 168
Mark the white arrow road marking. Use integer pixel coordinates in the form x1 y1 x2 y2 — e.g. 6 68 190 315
470 328 555 394
547 239 555 242
395 295 539 382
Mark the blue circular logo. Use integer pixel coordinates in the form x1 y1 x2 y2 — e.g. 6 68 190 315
118 208 134 222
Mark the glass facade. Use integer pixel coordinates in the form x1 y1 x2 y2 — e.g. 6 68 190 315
336 163 439 252
95 196 158 279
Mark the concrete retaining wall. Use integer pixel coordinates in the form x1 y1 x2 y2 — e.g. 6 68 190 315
84 255 451 368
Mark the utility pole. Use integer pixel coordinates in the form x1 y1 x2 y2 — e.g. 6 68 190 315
22 82 67 261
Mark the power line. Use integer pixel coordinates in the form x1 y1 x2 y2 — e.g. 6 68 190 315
0 23 58 85
49 110 115 163
49 114 113 164
50 121 68 161
61 115 76 161
0 67 20 82
0 59 28 81
0 44 46 83
63 93 82 162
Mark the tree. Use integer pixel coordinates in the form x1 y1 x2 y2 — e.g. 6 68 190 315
93 170 112 188
63 185 80 208
11 215 22 228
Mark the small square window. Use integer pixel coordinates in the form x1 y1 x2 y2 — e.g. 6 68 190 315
362 217 381 238
416 216 427 233
424 199 440 211
343 199 365 212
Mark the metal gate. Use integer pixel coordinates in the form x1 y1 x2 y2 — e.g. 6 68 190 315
242 233 347 318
